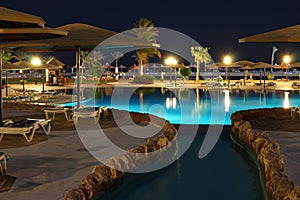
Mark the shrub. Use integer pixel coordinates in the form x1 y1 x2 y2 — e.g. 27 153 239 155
267 73 274 80
178 67 191 80
132 75 155 84
213 75 223 82
20 80 27 85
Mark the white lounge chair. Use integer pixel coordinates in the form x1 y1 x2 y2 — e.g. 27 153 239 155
290 106 300 118
44 107 71 121
97 106 110 120
0 118 51 142
72 108 98 125
0 152 9 176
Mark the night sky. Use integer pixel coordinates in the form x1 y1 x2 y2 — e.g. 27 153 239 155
2 0 300 66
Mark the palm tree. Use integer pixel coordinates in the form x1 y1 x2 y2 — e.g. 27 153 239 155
80 51 89 82
2 51 12 64
191 46 211 82
111 51 123 74
87 51 106 79
1 51 13 95
131 18 161 76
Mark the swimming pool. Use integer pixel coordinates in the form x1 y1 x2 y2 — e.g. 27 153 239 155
58 87 295 199
110 126 264 200
59 87 299 125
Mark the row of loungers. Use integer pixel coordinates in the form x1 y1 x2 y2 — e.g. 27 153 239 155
3 91 66 103
43 106 110 123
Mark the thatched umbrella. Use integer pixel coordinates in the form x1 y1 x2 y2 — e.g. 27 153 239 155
215 61 242 88
0 6 67 126
235 60 255 84
238 24 300 43
2 23 159 108
253 62 275 87
239 65 255 85
16 61 62 91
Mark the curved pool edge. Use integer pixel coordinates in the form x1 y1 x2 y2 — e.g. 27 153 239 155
230 133 269 200
231 107 300 200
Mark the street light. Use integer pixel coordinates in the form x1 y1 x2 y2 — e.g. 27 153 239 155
283 55 291 80
223 55 232 88
31 57 44 91
165 56 178 84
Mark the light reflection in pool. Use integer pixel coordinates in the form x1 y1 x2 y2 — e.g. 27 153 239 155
58 88 299 125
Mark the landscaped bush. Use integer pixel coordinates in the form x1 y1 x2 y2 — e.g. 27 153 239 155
267 73 274 80
132 75 155 84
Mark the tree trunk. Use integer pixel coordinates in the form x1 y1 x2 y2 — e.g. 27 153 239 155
195 60 200 82
139 60 143 76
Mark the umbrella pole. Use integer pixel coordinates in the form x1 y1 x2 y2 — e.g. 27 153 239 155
259 71 262 84
5 71 8 96
76 46 80 108
263 67 266 89
243 69 245 85
42 70 45 92
228 70 230 89
0 51 3 126
22 73 25 92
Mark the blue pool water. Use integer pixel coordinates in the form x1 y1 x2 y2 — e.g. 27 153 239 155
110 126 264 200
58 87 296 199
60 87 299 125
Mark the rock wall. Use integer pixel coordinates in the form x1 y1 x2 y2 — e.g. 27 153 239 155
65 109 178 200
231 108 300 200
3 102 54 112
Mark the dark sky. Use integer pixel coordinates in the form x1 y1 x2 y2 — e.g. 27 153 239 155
2 0 300 65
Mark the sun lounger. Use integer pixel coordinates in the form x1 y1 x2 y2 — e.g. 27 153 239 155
72 108 99 125
292 82 300 89
0 152 9 176
44 107 71 121
291 106 300 119
97 106 110 120
0 118 51 142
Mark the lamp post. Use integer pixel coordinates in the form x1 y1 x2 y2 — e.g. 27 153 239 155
165 57 178 85
283 55 291 81
223 55 232 88
31 57 43 91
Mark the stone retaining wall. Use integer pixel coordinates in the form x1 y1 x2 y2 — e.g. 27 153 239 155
3 102 54 112
65 109 178 200
231 108 300 200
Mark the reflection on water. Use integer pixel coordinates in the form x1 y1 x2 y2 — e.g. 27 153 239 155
166 92 177 109
60 87 300 125
224 90 230 112
284 91 290 108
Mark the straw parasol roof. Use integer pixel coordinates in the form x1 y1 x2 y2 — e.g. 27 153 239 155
2 62 27 70
288 62 300 68
234 60 255 66
238 24 300 43
0 6 45 28
253 62 274 69
15 61 62 70
253 62 276 85
0 7 67 42
214 61 242 68
2 23 158 51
